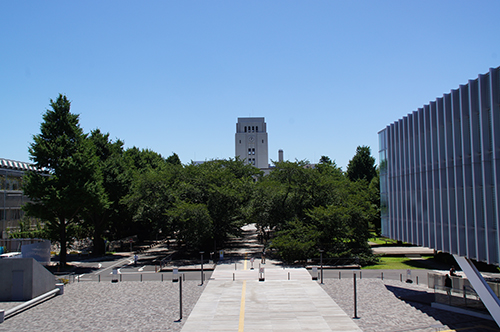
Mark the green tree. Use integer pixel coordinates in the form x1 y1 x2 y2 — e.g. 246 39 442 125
126 158 259 252
166 152 181 166
346 146 377 182
180 159 259 250
83 129 127 255
319 155 332 164
121 148 172 239
270 219 319 264
256 159 377 265
23 95 103 266
165 201 212 250
368 168 381 235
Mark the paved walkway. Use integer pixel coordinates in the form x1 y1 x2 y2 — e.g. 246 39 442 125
180 257 362 332
371 246 435 256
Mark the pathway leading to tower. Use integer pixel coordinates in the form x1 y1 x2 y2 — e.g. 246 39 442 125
180 224 362 332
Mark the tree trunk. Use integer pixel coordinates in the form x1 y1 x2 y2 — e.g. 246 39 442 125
93 227 106 256
59 217 67 266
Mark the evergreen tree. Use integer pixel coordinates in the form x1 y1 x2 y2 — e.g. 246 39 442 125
23 95 102 266
346 146 377 182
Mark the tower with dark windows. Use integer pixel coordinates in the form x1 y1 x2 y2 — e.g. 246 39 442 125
235 117 269 169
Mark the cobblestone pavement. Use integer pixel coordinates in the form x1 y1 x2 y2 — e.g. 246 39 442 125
321 278 500 332
1 274 499 331
0 280 205 332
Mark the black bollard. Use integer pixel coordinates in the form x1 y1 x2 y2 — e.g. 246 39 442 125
353 272 358 319
179 276 183 321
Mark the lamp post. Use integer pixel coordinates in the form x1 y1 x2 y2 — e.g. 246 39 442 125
200 251 205 285
319 249 324 284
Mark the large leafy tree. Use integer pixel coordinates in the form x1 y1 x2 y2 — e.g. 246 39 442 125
256 159 376 265
121 148 174 239
82 129 127 255
170 158 260 251
126 158 260 252
23 95 103 266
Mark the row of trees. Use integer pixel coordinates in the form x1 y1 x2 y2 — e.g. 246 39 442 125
254 153 379 264
23 94 379 266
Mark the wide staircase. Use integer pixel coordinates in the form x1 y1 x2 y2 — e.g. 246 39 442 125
180 225 362 332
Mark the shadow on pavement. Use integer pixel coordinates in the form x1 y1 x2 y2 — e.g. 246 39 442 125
385 285 500 332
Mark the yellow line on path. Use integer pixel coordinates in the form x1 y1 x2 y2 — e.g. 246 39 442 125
238 280 246 332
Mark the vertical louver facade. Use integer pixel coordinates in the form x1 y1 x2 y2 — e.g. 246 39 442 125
379 67 500 265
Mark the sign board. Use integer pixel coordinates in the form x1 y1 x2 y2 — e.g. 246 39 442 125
219 250 224 260
311 267 318 280
20 240 51 265
173 268 179 282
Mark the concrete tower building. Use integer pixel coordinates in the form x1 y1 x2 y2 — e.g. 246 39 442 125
235 117 269 169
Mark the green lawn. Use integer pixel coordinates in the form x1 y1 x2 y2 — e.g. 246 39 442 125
362 256 438 270
368 237 398 245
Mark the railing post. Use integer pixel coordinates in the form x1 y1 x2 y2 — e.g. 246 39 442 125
464 286 467 307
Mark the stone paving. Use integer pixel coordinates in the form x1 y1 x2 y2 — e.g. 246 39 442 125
1 270 499 331
1 221 499 332
321 277 500 332
180 260 362 332
0 280 205 332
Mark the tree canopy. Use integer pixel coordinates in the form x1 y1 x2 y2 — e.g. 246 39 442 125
22 95 380 266
253 159 377 264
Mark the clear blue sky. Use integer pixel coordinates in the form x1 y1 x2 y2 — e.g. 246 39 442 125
2 1 499 170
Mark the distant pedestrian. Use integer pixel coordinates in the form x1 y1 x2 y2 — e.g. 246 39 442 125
449 265 456 276
445 274 452 295
134 254 138 266
261 249 266 264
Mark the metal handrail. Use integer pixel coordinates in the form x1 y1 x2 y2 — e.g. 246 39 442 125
1 286 62 323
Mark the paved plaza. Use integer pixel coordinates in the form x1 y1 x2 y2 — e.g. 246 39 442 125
0 280 205 332
1 260 499 331
1 223 499 331
181 260 361 332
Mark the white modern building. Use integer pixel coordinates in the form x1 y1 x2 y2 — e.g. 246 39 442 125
379 66 500 325
235 117 269 169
